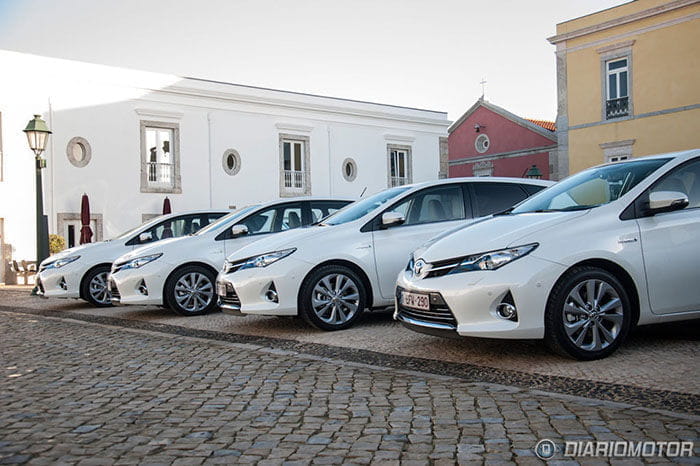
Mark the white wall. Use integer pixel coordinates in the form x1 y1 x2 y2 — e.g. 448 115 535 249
0 50 449 264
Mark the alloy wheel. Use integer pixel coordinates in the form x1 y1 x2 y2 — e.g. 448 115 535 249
311 273 360 325
89 271 111 305
562 279 624 352
174 272 214 313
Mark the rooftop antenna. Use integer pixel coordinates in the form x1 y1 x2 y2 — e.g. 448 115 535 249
359 186 367 198
480 77 487 100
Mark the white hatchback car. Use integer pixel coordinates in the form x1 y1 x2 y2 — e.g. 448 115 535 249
35 210 228 306
217 177 553 330
396 150 700 360
109 198 351 315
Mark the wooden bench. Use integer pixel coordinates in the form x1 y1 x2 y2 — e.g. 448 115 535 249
10 260 36 285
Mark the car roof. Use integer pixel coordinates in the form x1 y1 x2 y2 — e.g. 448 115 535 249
402 176 555 190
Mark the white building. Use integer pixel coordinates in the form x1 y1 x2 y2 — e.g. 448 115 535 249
0 50 449 282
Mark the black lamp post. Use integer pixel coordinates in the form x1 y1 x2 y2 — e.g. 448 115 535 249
524 164 543 179
23 114 52 267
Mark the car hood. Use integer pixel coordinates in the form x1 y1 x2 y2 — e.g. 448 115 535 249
226 225 332 261
115 236 192 263
415 211 589 262
41 240 116 265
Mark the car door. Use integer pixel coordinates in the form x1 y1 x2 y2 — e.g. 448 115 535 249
218 202 305 257
371 184 471 299
636 158 700 314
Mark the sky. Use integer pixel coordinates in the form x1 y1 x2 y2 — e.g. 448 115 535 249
0 0 629 122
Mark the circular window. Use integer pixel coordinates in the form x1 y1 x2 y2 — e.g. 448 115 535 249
342 158 357 182
222 149 241 176
475 134 490 154
66 137 92 167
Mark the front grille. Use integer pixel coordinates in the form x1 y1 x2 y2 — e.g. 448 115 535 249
396 287 457 329
219 283 241 308
425 257 462 278
110 280 121 300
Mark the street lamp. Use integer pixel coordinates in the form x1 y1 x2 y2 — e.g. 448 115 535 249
23 114 52 267
524 164 543 179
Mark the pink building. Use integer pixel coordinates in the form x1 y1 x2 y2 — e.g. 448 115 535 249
448 99 558 180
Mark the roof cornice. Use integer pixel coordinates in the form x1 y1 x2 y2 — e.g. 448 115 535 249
548 0 698 44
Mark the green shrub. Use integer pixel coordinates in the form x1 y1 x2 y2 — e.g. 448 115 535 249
49 234 66 254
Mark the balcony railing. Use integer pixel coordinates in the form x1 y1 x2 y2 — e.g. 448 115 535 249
390 176 409 187
606 97 629 119
147 162 174 185
283 170 306 190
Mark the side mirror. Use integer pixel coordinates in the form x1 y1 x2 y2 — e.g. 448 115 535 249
139 232 153 243
646 191 689 216
381 211 405 228
230 224 249 238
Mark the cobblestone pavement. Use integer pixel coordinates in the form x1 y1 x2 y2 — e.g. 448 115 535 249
1 311 698 465
1 287 698 400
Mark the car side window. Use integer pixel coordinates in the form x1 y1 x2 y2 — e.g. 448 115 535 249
472 183 529 216
390 185 466 226
522 184 547 196
649 159 700 209
236 203 305 236
310 201 349 223
136 214 201 244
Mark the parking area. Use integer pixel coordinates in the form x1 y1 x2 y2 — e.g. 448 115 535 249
1 286 698 411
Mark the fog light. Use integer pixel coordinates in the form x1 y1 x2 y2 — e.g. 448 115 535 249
496 291 517 321
264 282 278 303
137 279 148 296
59 277 67 290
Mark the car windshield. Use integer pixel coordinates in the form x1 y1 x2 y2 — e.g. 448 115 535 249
113 215 168 240
511 158 671 214
193 206 258 236
321 187 410 226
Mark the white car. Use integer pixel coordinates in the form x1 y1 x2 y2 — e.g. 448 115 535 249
396 150 700 360
217 177 553 330
35 210 228 306
109 198 352 315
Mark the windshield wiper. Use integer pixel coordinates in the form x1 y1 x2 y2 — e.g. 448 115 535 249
493 207 514 216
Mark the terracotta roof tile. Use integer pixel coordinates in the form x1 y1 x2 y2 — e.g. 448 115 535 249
526 119 556 131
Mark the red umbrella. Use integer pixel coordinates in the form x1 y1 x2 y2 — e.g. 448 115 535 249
162 197 173 238
79 193 93 244
162 197 172 215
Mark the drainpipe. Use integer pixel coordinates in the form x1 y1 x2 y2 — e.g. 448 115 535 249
207 112 214 208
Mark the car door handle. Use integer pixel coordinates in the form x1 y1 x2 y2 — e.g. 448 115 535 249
618 235 638 244
356 244 372 249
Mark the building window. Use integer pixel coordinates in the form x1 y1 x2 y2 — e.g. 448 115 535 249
606 58 629 119
475 134 490 154
279 134 310 196
600 139 634 164
57 213 104 248
66 137 92 168
140 121 181 193
387 145 412 187
342 158 357 182
222 149 241 176
472 160 494 177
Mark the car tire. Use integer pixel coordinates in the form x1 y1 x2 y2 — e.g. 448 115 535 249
299 265 367 331
544 266 633 360
164 265 218 316
80 265 113 307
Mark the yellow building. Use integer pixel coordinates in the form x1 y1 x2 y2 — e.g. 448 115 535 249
548 0 700 178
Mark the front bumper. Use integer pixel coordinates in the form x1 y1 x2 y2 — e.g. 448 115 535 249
35 264 84 299
216 257 313 317
395 255 565 339
109 265 169 306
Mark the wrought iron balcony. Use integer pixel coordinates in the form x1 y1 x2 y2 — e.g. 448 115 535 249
606 97 629 119
147 162 174 185
283 170 305 190
390 176 409 187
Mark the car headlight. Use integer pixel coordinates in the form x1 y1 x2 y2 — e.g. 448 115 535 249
41 255 81 271
227 248 296 273
450 243 538 274
120 253 163 270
